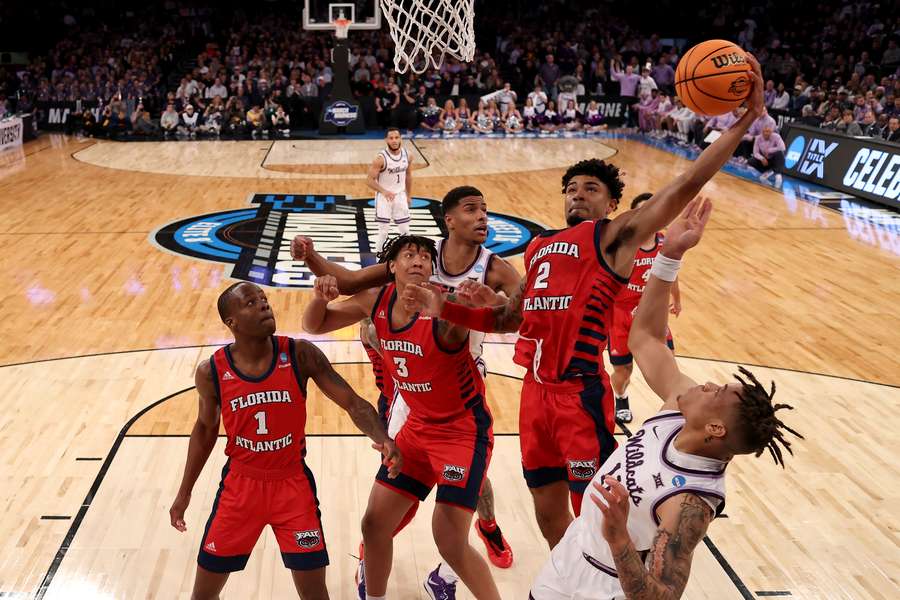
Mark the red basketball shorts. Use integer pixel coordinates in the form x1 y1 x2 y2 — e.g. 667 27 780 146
608 305 674 366
376 399 493 512
519 373 618 495
198 462 328 573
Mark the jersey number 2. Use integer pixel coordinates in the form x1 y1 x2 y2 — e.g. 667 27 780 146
254 411 269 435
534 262 551 289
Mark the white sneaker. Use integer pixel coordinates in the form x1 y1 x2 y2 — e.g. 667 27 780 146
774 174 783 187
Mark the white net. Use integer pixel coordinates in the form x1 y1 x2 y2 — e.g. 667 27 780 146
379 0 475 74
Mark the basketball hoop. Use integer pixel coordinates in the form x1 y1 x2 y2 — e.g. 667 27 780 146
379 0 475 74
333 17 351 39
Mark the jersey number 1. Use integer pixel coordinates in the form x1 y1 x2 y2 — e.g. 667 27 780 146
254 411 269 435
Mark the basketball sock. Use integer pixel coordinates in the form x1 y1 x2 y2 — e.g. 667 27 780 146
397 221 410 236
437 561 459 582
366 595 386 600
375 223 390 254
477 517 498 533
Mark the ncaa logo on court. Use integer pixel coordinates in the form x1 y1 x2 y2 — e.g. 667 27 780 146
151 194 544 288
294 529 321 548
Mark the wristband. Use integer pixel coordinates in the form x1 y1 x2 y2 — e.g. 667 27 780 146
439 302 496 332
649 253 682 282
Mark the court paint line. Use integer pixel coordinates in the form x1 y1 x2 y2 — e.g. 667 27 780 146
4 344 896 389
34 386 195 600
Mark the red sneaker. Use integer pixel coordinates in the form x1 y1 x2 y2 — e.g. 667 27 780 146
475 520 513 568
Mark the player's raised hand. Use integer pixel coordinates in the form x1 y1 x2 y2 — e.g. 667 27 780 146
291 235 314 261
456 280 499 307
744 53 765 117
169 493 190 532
373 439 403 478
400 281 445 316
313 275 340 302
661 197 713 260
591 477 631 548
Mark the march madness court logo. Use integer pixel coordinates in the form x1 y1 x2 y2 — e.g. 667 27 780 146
151 194 545 288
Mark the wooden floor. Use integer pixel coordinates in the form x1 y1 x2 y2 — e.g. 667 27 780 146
0 134 898 599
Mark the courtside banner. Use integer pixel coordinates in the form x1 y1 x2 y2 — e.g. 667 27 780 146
778 123 900 210
0 117 23 152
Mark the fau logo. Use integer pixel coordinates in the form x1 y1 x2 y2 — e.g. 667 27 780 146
798 139 839 179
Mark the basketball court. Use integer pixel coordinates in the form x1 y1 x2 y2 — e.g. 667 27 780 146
1 130 897 599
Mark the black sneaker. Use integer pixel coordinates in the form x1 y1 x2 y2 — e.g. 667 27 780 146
615 396 633 424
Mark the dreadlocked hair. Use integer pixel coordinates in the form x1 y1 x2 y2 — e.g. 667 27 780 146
732 366 804 468
375 234 437 279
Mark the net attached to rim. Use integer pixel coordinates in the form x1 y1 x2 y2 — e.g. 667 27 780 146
333 18 351 39
379 0 475 74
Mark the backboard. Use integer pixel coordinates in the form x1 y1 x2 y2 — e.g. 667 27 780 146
303 0 381 30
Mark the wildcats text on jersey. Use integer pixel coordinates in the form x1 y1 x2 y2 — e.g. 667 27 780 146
528 241 580 268
228 390 293 412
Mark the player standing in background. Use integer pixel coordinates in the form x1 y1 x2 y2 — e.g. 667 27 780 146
609 192 682 424
168 282 399 600
402 55 766 551
368 127 413 254
530 199 802 600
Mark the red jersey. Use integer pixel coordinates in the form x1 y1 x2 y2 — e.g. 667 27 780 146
514 219 628 383
615 233 664 312
211 335 308 478
372 283 486 423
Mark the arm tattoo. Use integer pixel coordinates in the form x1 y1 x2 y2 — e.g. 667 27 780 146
491 280 525 332
611 494 713 600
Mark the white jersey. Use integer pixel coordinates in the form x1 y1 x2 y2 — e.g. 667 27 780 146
531 411 727 600
376 147 409 196
386 239 495 438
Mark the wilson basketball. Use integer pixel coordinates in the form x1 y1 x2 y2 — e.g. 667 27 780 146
675 40 751 116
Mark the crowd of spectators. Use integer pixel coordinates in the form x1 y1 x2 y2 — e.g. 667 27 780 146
1 0 898 148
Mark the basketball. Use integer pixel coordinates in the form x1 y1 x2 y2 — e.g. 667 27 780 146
675 39 752 116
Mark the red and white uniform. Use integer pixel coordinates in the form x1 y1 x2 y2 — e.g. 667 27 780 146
514 219 626 502
608 233 674 366
199 336 328 573
372 283 493 511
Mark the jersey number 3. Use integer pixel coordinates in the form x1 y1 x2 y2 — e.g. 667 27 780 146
393 357 408 377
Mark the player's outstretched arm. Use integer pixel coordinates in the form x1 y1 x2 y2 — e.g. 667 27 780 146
291 235 390 295
302 275 375 334
169 360 221 532
591 477 713 600
606 56 765 265
296 340 401 477
400 279 525 333
630 199 711 403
